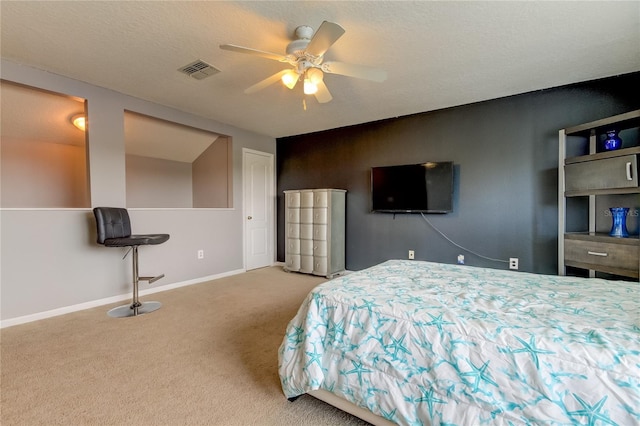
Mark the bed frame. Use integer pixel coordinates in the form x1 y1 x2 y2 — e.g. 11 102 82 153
308 390 395 425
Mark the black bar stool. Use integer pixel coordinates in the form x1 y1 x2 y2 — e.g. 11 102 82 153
93 207 170 317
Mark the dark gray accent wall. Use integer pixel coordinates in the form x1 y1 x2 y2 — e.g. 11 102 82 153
277 73 640 274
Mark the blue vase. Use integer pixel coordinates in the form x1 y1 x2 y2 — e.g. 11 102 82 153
603 130 622 151
609 207 629 238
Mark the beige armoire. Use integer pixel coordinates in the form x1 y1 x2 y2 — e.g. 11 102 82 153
284 189 346 278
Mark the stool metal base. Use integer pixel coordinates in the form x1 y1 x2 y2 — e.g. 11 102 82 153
107 301 162 318
108 245 165 318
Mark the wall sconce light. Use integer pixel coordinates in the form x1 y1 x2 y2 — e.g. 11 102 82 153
71 114 86 131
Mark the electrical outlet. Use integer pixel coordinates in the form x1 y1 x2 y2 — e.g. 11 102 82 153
509 257 518 270
457 254 465 265
197 249 204 260
408 250 415 260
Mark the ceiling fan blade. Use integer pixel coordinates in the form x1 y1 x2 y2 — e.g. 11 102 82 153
244 69 291 94
314 81 333 103
305 21 345 57
220 44 288 62
321 61 387 82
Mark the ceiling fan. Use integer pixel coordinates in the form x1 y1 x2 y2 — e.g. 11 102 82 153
220 21 387 104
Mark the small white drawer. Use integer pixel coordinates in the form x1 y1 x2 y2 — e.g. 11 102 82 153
286 208 300 223
286 192 300 208
313 257 328 275
300 208 313 224
300 255 314 273
286 238 300 255
300 239 314 256
313 208 328 224
313 191 328 207
300 224 313 240
286 224 300 238
285 254 300 271
301 191 314 208
313 224 327 240
313 241 327 256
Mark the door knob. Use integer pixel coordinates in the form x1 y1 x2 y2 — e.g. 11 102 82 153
247 216 252 220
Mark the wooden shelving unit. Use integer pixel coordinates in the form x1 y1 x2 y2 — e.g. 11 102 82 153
558 110 640 280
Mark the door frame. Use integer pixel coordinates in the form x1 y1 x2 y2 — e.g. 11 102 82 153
242 148 276 270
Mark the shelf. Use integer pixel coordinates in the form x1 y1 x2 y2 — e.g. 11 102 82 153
559 109 640 280
564 233 639 279
565 232 639 245
565 146 640 165
565 187 640 197
564 109 640 137
564 260 638 279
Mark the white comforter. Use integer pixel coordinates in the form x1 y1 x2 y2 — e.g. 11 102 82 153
278 260 640 425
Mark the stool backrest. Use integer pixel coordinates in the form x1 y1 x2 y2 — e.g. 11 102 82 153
93 207 132 244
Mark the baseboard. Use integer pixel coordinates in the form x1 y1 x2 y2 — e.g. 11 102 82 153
0 268 245 328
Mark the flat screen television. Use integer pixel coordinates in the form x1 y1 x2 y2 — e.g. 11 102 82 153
371 161 454 213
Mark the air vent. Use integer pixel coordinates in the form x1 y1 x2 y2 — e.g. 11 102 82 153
178 60 221 80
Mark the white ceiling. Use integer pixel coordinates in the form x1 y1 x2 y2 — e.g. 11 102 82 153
1 1 639 138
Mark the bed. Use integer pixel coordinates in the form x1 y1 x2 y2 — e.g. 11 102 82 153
278 259 639 425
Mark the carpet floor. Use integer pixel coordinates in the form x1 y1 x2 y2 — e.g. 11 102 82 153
1 266 370 425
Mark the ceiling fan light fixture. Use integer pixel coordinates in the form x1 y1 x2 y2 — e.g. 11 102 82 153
281 70 299 89
306 67 324 84
71 114 86 131
222 20 385 104
303 67 323 94
303 78 318 95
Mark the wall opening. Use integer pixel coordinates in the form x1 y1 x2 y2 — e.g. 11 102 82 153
1 80 90 208
124 111 232 208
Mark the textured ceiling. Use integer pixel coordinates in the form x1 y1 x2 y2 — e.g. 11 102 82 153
1 1 639 138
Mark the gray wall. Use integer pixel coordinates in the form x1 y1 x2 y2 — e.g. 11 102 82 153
1 138 89 208
277 72 640 275
1 59 276 322
126 154 193 208
193 137 232 208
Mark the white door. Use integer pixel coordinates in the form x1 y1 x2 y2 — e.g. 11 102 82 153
243 149 274 270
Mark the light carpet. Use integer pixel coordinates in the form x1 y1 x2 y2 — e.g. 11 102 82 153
1 266 370 425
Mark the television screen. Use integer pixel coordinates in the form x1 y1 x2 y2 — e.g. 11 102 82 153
371 162 453 213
